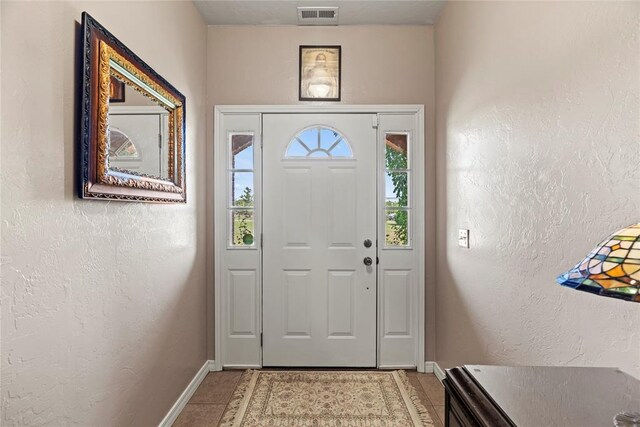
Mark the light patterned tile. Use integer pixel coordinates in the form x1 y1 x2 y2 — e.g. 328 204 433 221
435 405 445 424
173 404 226 427
418 374 445 406
424 404 444 427
406 372 430 406
189 371 243 404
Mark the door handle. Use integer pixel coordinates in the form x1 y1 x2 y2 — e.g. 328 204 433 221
363 257 373 266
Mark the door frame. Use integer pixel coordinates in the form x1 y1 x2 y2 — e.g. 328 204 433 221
214 105 425 371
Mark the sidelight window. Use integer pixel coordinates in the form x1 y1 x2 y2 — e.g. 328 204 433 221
229 133 255 247
384 133 411 247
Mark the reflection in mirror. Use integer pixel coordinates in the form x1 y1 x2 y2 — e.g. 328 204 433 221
107 68 173 180
80 12 186 203
108 77 171 179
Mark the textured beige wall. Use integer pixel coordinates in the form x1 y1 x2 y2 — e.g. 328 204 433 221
206 25 437 361
1 2 208 425
435 1 640 377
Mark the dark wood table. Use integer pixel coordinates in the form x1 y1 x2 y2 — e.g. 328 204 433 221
443 365 640 427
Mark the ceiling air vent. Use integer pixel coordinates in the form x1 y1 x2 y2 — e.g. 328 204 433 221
297 7 339 26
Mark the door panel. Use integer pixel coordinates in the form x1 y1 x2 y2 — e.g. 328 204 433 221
383 270 412 336
328 168 357 247
283 168 312 246
283 270 311 336
377 114 423 368
327 270 356 337
228 270 257 336
262 114 377 367
216 113 262 368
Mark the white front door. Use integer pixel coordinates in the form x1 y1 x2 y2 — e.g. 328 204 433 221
262 114 377 367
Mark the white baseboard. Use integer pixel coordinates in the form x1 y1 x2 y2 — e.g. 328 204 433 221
158 360 216 427
433 362 446 382
221 364 261 370
425 361 446 383
379 364 419 371
207 359 220 372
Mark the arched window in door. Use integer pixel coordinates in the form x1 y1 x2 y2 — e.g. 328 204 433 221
108 127 140 159
285 126 353 158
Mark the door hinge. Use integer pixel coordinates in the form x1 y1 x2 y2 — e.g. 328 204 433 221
158 133 162 148
260 332 263 347
372 115 379 129
260 233 263 249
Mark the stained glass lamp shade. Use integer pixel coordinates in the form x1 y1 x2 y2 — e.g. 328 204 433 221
557 223 640 302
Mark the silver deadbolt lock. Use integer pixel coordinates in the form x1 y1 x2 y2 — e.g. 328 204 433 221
364 239 373 248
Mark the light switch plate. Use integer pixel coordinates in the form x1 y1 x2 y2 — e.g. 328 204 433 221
458 229 469 248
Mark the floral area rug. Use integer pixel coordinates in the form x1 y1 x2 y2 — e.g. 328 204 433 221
220 370 434 426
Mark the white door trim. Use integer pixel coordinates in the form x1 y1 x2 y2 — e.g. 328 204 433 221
214 105 425 372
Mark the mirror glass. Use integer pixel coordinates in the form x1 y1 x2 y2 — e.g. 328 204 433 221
107 74 172 179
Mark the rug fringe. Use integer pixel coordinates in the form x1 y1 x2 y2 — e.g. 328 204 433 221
219 370 255 427
397 370 436 427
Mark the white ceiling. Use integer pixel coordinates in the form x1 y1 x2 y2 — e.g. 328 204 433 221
193 1 446 26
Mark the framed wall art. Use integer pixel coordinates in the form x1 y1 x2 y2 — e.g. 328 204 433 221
299 45 341 101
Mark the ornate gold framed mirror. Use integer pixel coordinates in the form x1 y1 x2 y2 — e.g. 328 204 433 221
79 12 186 203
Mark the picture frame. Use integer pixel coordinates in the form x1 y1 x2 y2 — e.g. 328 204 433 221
299 45 341 101
109 75 125 102
79 12 186 203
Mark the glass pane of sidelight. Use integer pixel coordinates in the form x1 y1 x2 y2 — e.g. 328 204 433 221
231 134 254 169
231 172 254 207
385 209 409 247
385 172 409 207
231 209 255 246
385 133 408 170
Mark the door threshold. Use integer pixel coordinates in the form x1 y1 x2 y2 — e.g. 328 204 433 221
255 366 417 371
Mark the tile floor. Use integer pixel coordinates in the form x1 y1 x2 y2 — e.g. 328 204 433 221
173 370 445 426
